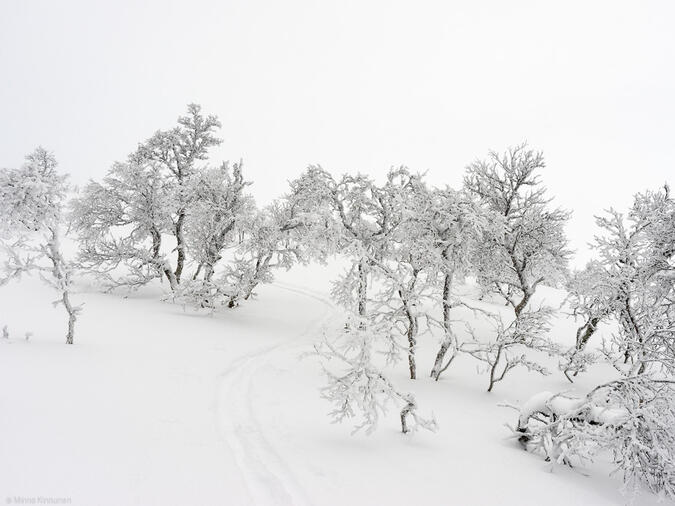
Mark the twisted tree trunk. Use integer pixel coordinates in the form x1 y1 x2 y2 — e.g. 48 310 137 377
46 228 78 344
431 265 456 380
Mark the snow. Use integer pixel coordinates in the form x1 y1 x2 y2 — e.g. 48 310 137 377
0 263 671 505
517 390 628 429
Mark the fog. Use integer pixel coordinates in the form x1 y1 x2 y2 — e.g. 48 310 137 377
2 0 674 265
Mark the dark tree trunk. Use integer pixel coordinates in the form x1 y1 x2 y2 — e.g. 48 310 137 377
576 316 600 350
358 259 367 318
191 263 203 280
63 290 76 345
431 266 455 380
203 263 215 283
514 290 532 317
400 399 415 434
403 301 417 380
487 344 504 392
174 211 186 283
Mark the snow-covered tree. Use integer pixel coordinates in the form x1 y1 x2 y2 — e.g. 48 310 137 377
559 185 674 381
72 104 252 297
70 157 177 289
559 262 613 381
0 148 80 344
172 180 330 310
464 144 571 316
365 168 439 380
462 144 568 390
136 103 222 284
217 201 306 308
185 160 252 283
371 256 436 380
516 185 675 501
295 166 491 381
594 186 675 377
421 187 492 380
302 167 402 318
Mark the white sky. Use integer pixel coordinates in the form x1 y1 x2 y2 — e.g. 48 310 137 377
1 0 674 266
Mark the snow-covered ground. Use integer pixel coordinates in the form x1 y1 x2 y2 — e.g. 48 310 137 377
0 263 670 506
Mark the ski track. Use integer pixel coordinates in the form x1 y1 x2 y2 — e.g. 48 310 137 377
215 283 337 506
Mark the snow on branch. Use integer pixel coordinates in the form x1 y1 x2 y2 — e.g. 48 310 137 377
515 378 675 500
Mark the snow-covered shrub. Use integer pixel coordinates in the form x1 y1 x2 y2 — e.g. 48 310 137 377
315 313 437 435
463 306 560 392
516 378 675 500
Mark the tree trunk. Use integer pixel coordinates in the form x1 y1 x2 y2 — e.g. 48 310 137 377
62 289 76 345
514 290 531 317
174 211 186 283
400 399 415 434
46 228 78 344
431 340 452 380
357 259 368 329
228 251 273 308
151 227 177 290
487 344 504 392
203 263 215 283
403 301 417 380
576 316 600 350
191 263 203 280
358 259 367 318
431 267 455 380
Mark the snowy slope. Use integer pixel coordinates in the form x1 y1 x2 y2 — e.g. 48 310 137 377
0 265 671 506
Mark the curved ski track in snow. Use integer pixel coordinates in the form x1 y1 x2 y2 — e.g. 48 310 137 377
215 283 336 506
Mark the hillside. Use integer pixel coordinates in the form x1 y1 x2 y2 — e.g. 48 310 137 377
0 263 668 506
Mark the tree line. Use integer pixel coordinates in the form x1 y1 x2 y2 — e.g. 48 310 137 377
1 104 673 499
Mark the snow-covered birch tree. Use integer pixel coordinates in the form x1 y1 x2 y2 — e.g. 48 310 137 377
594 185 675 377
0 148 81 344
515 185 675 501
72 104 253 298
366 168 438 380
421 187 492 380
559 261 614 381
464 144 571 315
70 157 177 289
296 166 439 428
136 103 222 284
462 144 570 390
185 160 251 284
